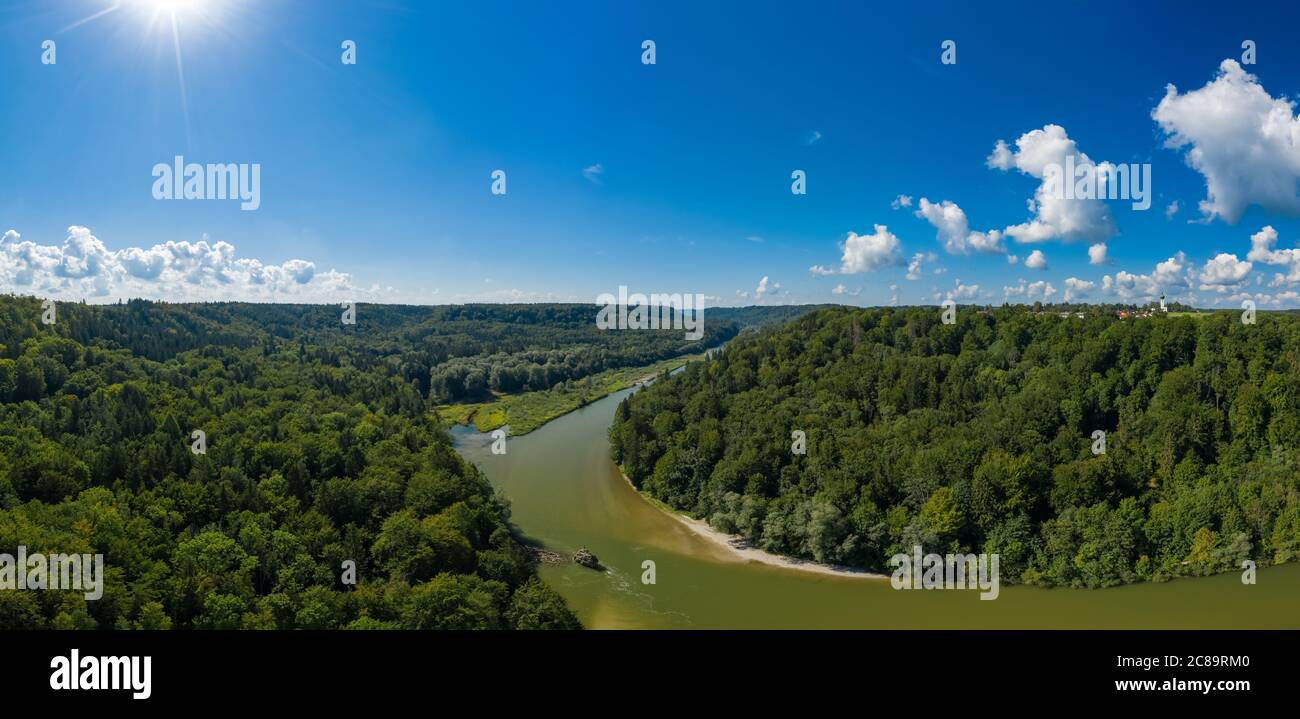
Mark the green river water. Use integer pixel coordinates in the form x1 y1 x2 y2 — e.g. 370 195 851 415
453 385 1300 629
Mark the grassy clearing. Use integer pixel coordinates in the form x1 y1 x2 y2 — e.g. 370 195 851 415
437 351 708 436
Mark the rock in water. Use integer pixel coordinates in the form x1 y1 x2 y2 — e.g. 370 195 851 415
527 546 567 565
573 548 600 569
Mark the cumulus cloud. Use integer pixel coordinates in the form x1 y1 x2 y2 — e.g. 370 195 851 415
891 194 913 209
987 124 1117 243
1063 277 1095 302
809 264 835 276
1003 279 1057 301
1165 200 1180 220
914 198 1006 255
947 279 979 300
755 275 781 299
1028 280 1057 301
1088 242 1110 265
905 251 937 281
1024 249 1048 270
0 226 357 303
1153 59 1300 223
1198 253 1252 289
1246 225 1300 282
839 225 904 273
1102 252 1191 301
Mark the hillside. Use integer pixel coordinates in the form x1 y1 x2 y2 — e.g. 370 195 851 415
0 297 589 629
610 305 1300 587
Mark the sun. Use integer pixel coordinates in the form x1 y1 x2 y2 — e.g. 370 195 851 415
61 0 236 141
133 0 223 24
63 0 228 33
147 0 206 12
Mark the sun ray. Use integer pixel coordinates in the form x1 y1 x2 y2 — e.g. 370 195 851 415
58 1 234 146
58 1 123 33
169 8 192 146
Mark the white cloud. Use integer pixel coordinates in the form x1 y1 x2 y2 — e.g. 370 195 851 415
905 251 937 281
1025 249 1048 270
913 198 1006 255
1088 242 1110 265
1198 253 1252 289
891 194 913 209
1165 200 1180 219
987 140 1014 171
582 163 605 184
1063 277 1095 301
1153 59 1300 223
947 279 979 300
1246 225 1300 282
987 124 1117 243
1004 279 1055 301
808 264 835 276
0 226 358 303
755 276 781 299
1103 252 1191 301
839 224 904 274
831 283 861 297
1027 280 1057 300
1007 254 1019 265
806 130 823 145
1154 253 1191 286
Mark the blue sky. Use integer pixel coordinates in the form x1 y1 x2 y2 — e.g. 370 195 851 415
4 0 1300 307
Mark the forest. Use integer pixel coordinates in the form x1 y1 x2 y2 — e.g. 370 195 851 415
610 305 1300 587
0 296 602 629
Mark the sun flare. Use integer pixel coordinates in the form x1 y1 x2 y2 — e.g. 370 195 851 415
61 0 236 140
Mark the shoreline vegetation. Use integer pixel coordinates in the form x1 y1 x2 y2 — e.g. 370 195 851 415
438 351 709 436
448 344 891 579
608 306 1300 590
445 344 888 579
617 466 889 579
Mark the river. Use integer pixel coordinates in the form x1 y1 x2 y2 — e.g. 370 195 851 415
453 385 1300 629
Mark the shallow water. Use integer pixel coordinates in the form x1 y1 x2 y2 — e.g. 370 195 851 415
454 386 1300 629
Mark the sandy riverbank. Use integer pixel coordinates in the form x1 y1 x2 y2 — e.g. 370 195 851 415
617 468 888 580
669 511 890 580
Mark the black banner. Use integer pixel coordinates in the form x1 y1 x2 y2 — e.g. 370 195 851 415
3 630 1290 708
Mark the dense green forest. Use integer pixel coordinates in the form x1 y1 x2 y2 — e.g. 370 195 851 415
0 296 611 629
610 305 1300 587
0 299 741 404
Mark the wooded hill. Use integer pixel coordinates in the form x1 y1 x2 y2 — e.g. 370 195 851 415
611 305 1300 587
